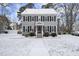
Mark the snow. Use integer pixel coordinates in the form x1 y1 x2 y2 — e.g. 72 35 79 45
0 30 79 56
21 9 57 15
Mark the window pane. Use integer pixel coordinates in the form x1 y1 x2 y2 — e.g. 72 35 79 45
23 16 25 21
48 26 49 32
26 26 27 31
52 17 53 21
54 16 56 21
43 16 44 21
50 16 51 21
52 26 53 31
48 16 49 21
50 26 51 32
30 16 31 21
23 26 25 32
37 16 38 21
30 26 31 31
54 26 56 32
41 16 42 21
26 17 27 21
28 16 29 21
35 16 36 21
28 26 29 32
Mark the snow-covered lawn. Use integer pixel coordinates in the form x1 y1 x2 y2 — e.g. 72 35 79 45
0 30 79 56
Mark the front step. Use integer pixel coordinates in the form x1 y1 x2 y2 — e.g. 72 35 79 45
37 34 43 38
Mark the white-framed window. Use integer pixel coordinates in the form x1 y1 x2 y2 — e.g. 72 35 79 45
50 26 51 32
34 16 36 21
37 16 38 21
43 16 44 21
48 26 49 32
30 16 31 21
52 16 53 21
26 26 27 31
27 26 32 32
41 16 42 21
28 16 29 22
30 26 31 31
54 26 56 32
26 16 27 21
23 26 25 32
52 26 53 31
48 16 49 21
50 16 51 21
23 16 25 21
27 26 29 32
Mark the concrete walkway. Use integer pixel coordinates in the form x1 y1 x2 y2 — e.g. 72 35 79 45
28 39 49 56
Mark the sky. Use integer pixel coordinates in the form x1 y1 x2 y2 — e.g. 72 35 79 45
0 3 43 22
0 3 79 24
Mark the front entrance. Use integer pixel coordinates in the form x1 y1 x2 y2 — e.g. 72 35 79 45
35 21 44 38
36 25 43 38
37 26 42 33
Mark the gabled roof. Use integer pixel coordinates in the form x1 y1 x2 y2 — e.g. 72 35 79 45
21 9 57 15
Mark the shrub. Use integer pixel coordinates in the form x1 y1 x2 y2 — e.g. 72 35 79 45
7 26 12 30
17 31 22 34
74 33 79 36
58 32 61 35
4 31 8 34
22 34 24 36
25 34 28 37
43 32 49 37
63 32 66 34
51 33 57 37
29 32 35 36
71 32 74 35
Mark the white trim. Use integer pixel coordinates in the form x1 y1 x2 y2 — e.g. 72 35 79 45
21 9 57 15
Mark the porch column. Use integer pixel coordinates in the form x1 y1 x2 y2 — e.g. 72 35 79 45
36 26 37 37
42 26 43 37
56 26 58 34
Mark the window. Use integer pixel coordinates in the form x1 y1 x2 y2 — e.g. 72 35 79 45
41 16 42 21
50 26 51 32
35 16 36 21
54 16 56 21
32 16 35 21
43 16 44 21
52 26 53 31
52 17 53 21
28 16 29 22
23 16 25 21
26 17 27 21
37 16 38 21
30 26 31 31
23 26 25 32
26 26 27 31
54 26 56 32
48 16 49 21
32 17 33 21
50 16 51 21
48 26 49 32
30 16 31 21
28 26 29 32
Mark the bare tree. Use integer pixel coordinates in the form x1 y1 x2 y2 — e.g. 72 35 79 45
63 3 79 33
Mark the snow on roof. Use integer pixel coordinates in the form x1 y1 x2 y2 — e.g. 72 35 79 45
21 9 57 15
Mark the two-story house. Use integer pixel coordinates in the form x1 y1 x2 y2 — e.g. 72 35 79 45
21 9 58 37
